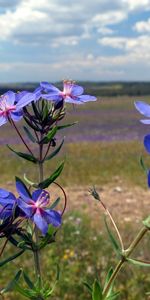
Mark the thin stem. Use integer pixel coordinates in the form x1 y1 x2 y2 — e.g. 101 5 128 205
43 141 51 161
100 200 124 251
103 226 149 297
10 119 34 156
33 227 41 279
53 181 67 216
33 134 44 283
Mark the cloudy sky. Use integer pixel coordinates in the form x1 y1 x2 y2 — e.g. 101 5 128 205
0 0 150 82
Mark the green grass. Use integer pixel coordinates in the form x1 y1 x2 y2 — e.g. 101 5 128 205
1 211 150 300
0 140 148 189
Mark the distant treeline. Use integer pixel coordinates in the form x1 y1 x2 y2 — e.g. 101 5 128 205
0 81 150 96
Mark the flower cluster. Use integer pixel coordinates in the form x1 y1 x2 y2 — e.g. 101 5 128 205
135 100 150 186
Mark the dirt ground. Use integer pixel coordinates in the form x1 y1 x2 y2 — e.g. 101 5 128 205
62 181 150 226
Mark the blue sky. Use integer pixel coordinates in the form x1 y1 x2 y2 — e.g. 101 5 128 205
0 0 150 82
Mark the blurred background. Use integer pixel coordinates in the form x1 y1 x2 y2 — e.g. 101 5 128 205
0 1 150 299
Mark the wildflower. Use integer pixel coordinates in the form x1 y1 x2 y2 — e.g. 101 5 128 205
134 101 150 124
0 188 17 219
40 80 97 104
0 91 35 126
16 180 61 235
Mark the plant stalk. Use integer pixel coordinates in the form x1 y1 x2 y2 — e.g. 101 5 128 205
103 226 149 297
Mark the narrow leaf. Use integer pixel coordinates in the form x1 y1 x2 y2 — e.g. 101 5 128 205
24 174 36 187
38 161 65 189
23 126 36 143
92 279 103 300
24 116 41 132
83 281 92 294
127 258 150 267
103 268 113 296
0 250 24 267
45 138 64 161
106 291 120 300
40 126 58 144
7 145 38 164
1 269 22 294
23 271 35 289
50 197 60 210
57 121 78 130
140 156 148 173
104 218 120 256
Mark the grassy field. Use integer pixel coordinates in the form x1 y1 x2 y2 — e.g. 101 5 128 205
0 95 150 299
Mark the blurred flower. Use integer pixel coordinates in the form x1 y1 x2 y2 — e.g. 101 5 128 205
40 80 97 104
134 101 150 124
0 188 18 219
16 179 61 235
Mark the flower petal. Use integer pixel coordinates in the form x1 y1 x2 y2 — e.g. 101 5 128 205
140 119 150 124
70 84 84 96
17 198 34 217
44 209 61 227
3 91 16 106
0 116 7 126
40 82 60 93
16 92 36 109
0 188 10 198
15 91 28 103
78 95 97 102
148 170 150 187
10 110 23 122
135 101 150 117
33 209 48 235
65 96 84 104
41 93 62 101
32 189 43 202
16 179 31 202
144 134 150 153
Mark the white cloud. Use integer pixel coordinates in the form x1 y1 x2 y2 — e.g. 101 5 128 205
122 0 150 11
134 18 150 33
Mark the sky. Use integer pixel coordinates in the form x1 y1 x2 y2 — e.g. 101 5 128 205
0 0 150 82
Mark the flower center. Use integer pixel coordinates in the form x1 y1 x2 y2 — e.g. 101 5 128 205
0 96 16 117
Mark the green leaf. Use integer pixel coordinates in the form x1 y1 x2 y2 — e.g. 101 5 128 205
24 116 41 132
23 271 35 289
23 126 36 143
104 218 121 257
1 269 22 294
127 258 150 267
92 279 103 300
15 283 35 298
45 265 59 297
106 291 120 300
38 161 65 189
83 281 92 294
7 145 38 164
24 174 36 187
41 126 58 144
49 197 60 209
0 250 24 268
140 156 148 173
103 268 113 297
44 138 64 161
57 121 78 130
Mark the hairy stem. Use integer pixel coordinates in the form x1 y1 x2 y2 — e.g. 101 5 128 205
103 227 149 297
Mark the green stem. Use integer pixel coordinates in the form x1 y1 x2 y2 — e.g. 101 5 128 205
103 227 149 298
33 135 44 283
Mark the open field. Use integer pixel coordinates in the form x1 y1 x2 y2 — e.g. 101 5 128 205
0 95 150 299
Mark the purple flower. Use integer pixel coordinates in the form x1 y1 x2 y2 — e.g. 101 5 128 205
0 91 35 127
0 188 17 219
40 80 97 104
16 180 61 235
134 101 150 124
